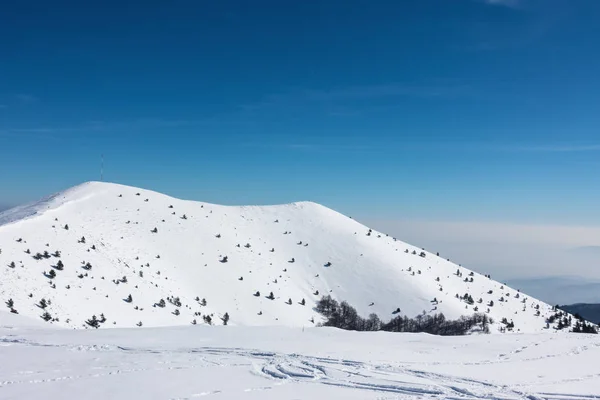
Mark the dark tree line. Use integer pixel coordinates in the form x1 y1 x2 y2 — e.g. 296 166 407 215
315 295 492 336
550 307 598 333
572 319 598 334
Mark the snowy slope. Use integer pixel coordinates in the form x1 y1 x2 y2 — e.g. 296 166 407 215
1 313 599 399
0 181 571 331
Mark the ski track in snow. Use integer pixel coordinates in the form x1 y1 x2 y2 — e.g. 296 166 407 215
1 323 599 399
0 343 543 399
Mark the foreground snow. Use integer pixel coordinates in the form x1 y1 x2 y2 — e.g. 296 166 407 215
0 311 598 399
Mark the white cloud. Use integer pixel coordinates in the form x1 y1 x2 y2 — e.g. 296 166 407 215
16 94 38 103
361 216 600 304
361 218 600 282
485 0 520 7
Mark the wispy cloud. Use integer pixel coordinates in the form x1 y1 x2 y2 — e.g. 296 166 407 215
240 141 384 153
237 82 471 119
302 83 469 101
16 94 39 103
240 139 600 155
510 144 600 153
483 0 520 7
0 129 59 141
2 118 218 137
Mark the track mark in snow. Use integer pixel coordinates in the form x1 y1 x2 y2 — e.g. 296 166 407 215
539 394 600 400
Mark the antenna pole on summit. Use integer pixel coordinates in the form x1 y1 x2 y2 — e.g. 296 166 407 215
101 154 104 182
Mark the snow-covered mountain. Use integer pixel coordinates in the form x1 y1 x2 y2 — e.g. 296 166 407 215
0 182 569 332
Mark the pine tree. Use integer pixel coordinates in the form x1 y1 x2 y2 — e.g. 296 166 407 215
41 311 52 321
201 298 207 306
222 312 230 325
86 315 100 328
6 298 14 308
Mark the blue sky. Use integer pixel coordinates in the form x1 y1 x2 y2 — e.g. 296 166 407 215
2 0 600 225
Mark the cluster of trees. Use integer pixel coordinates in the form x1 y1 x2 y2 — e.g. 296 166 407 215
86 314 107 328
5 298 17 313
315 295 492 336
500 317 515 331
572 319 598 334
33 251 51 260
168 296 182 307
547 308 598 333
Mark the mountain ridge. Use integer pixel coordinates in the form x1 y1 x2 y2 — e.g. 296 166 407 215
0 181 580 332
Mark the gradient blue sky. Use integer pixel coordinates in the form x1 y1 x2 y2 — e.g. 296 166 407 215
2 0 600 225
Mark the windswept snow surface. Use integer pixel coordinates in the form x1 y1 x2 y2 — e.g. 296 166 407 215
0 312 599 399
0 181 579 331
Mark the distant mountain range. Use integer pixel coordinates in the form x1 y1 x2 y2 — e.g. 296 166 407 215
561 303 600 325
